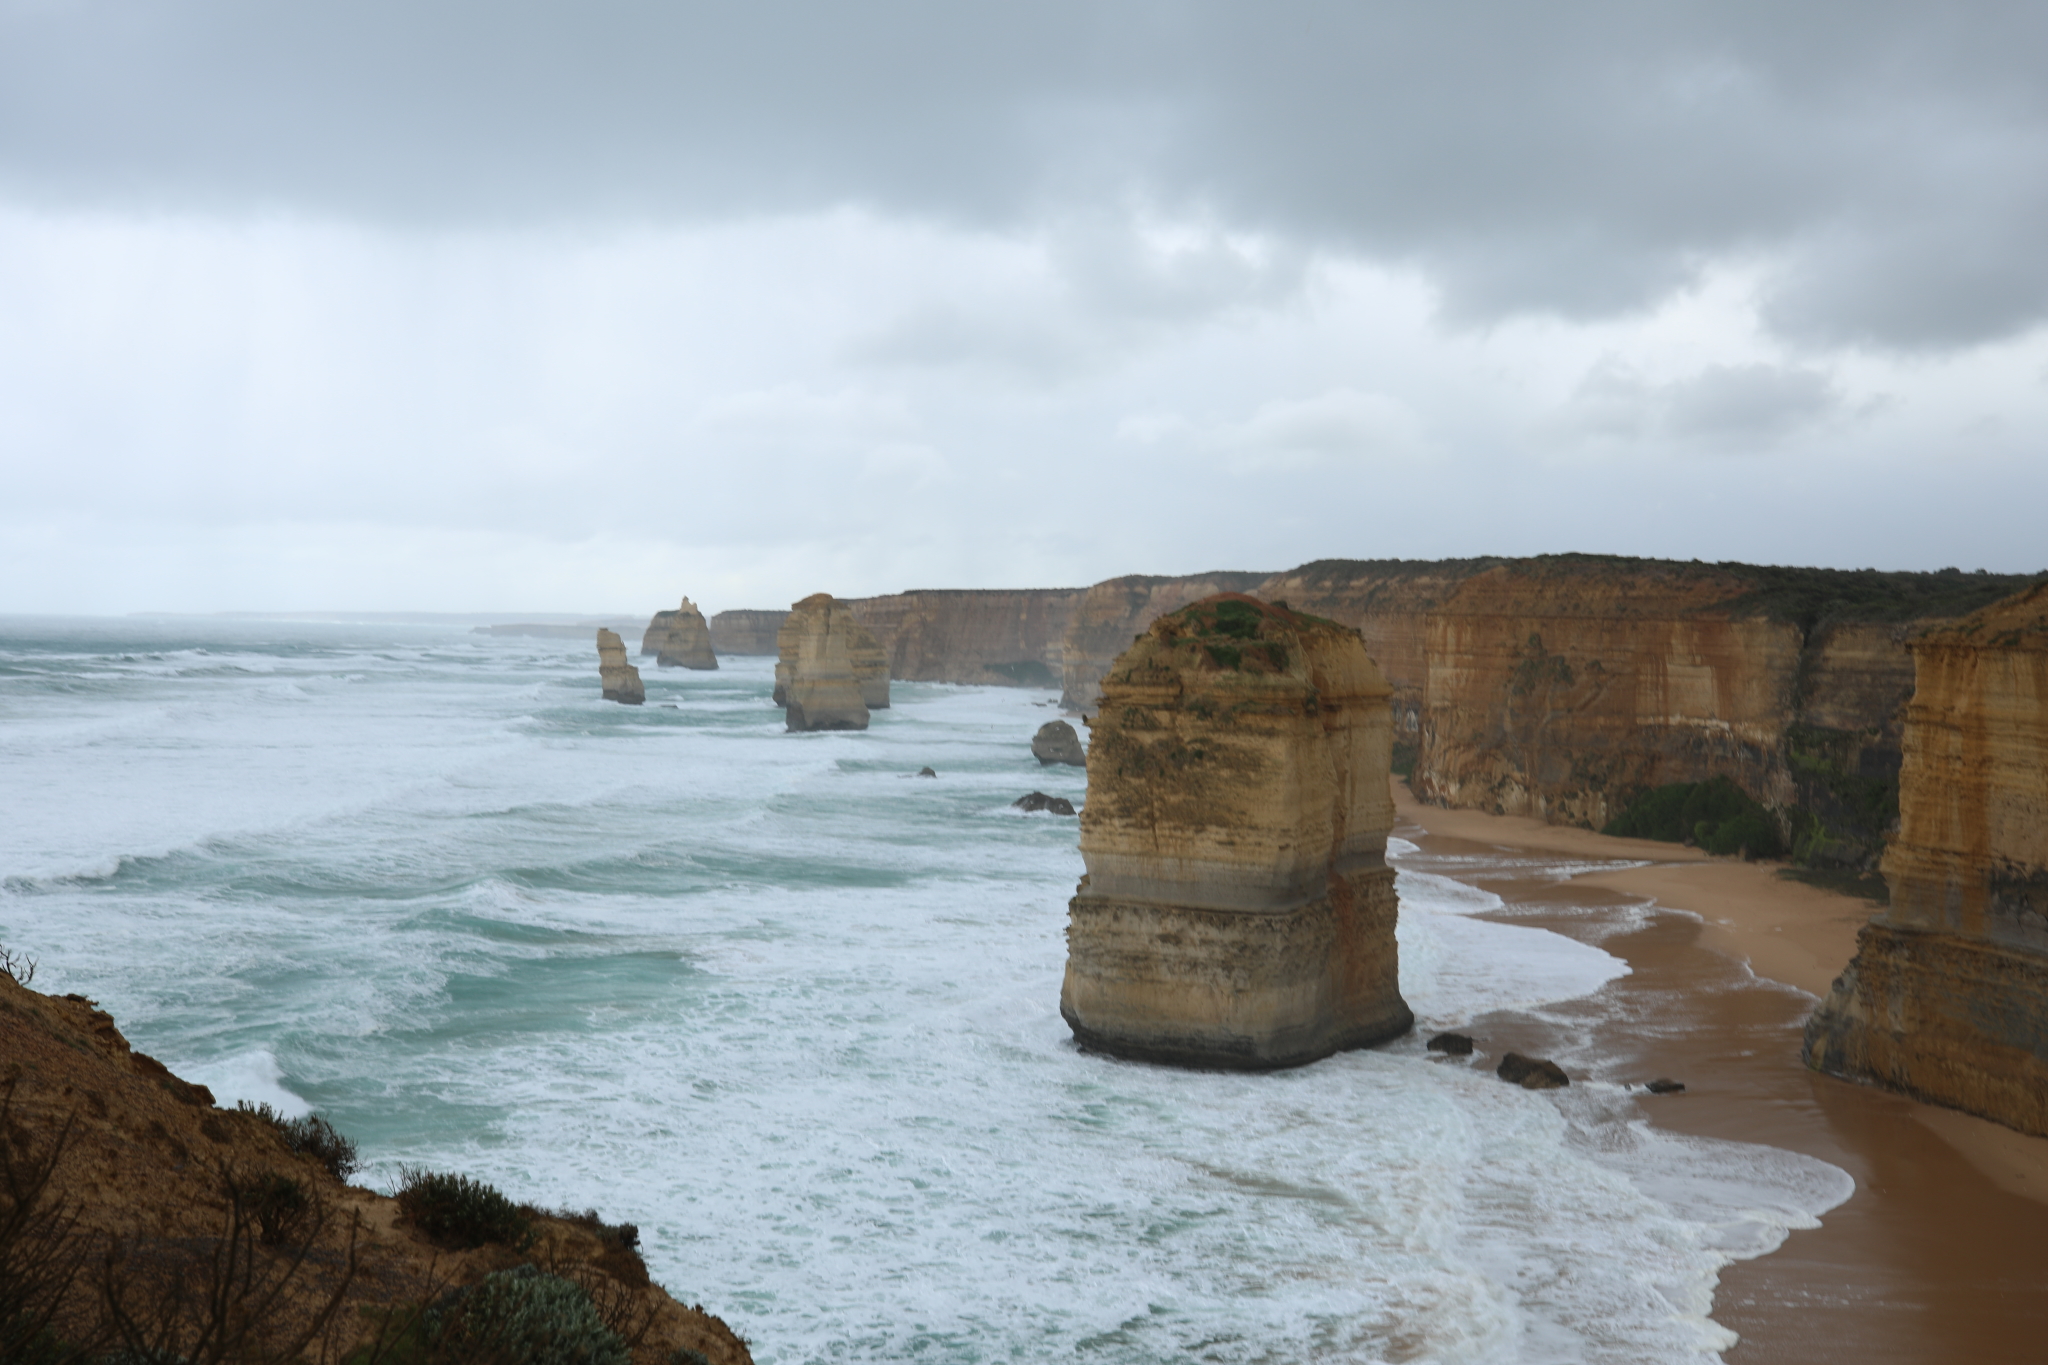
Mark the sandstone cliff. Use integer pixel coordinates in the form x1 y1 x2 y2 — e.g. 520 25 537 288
777 594 870 731
640 610 677 656
651 597 718 670
709 609 787 656
597 628 645 705
1057 572 1269 712
1805 583 2048 1133
1061 594 1412 1069
846 589 1086 688
0 970 751 1363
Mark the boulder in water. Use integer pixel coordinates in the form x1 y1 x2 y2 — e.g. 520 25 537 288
1031 720 1086 767
596 629 645 705
1496 1053 1569 1089
1426 1032 1474 1056
1014 791 1076 815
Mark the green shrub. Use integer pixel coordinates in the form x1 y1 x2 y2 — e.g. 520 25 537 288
432 1265 628 1365
228 1169 315 1247
395 1168 535 1252
236 1102 361 1183
1604 776 1785 858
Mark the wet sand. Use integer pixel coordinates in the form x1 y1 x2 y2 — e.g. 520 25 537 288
1393 785 2048 1364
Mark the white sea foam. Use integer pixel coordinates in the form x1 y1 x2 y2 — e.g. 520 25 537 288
0 621 1851 1364
183 1049 314 1117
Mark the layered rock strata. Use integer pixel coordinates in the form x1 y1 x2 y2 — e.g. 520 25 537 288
1032 719 1087 766
1061 594 1413 1069
596 628 645 705
709 609 788 655
846 588 1087 687
651 596 718 669
1057 572 1268 712
640 610 677 656
776 594 871 731
1805 583 2048 1133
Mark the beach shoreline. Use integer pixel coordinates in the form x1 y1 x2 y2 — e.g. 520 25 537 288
1392 782 2048 1363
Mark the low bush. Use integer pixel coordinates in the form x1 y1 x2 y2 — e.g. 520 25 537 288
1603 776 1786 858
395 1168 534 1252
236 1103 360 1183
430 1265 629 1365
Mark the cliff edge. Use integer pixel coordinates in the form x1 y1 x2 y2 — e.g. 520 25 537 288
1805 582 2048 1134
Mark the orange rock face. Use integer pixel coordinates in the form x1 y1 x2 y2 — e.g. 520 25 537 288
1806 583 2048 1133
1060 595 1412 1069
776 594 871 731
596 628 645 705
651 596 718 670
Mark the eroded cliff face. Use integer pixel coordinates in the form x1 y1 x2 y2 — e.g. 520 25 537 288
847 589 1085 688
652 596 718 670
777 594 870 731
846 619 890 709
1411 562 1804 829
1061 594 1411 1069
1058 572 1269 712
1805 583 2048 1133
640 610 677 656
710 609 787 656
597 628 646 705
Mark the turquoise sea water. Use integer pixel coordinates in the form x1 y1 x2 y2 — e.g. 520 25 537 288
0 618 1850 1364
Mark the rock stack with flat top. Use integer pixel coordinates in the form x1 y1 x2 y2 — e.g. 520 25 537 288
596 628 645 705
1060 594 1412 1069
775 594 872 731
648 596 719 669
1805 582 2048 1133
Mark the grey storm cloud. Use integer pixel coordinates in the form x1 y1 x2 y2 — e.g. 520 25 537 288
4 1 2048 351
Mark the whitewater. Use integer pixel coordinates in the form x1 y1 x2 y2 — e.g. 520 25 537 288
0 617 1851 1364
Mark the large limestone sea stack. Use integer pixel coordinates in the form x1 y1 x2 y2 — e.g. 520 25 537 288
596 628 645 704
1805 583 2048 1132
776 593 876 731
1060 594 1413 1068
648 596 719 669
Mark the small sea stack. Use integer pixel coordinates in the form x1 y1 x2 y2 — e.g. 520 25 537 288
1805 582 2048 1134
1031 719 1087 767
596 628 646 705
651 596 719 670
1060 594 1412 1069
777 594 871 731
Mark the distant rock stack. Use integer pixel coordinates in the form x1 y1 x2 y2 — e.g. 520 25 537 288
639 611 676 656
1031 719 1087 767
651 597 719 670
1060 594 1412 1069
777 594 871 731
596 628 646 705
1805 583 2048 1134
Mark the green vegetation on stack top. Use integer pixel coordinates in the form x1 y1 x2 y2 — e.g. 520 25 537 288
1604 777 1786 859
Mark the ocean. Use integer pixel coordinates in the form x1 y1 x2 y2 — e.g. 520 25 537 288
0 618 1852 1364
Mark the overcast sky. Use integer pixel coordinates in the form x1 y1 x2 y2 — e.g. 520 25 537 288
4 1 2045 614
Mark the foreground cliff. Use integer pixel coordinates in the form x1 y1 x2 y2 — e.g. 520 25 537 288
1804 583 2048 1133
0 969 750 1364
1061 595 1411 1069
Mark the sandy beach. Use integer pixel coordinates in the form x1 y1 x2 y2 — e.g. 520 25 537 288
1393 783 2048 1364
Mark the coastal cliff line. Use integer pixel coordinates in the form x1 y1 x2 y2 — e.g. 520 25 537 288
1804 582 2048 1133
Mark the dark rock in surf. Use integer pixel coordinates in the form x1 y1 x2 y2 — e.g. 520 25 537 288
1426 1032 1474 1056
916 767 937 778
1014 792 1076 816
1496 1053 1569 1089
1031 720 1087 767
1644 1078 1686 1095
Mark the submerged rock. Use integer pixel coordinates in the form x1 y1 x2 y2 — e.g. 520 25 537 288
1644 1078 1686 1095
1496 1053 1569 1089
777 594 870 731
917 767 937 778
1031 719 1087 767
596 629 645 705
1014 791 1076 815
1426 1032 1475 1056
651 596 718 670
1060 594 1413 1070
